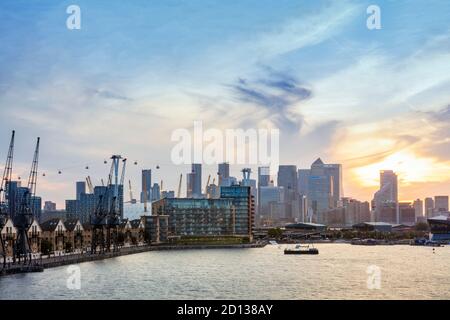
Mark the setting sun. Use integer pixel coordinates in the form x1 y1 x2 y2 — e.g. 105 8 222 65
353 151 450 187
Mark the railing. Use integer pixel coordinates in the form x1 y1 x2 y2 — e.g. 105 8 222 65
3 234 14 241
29 231 40 238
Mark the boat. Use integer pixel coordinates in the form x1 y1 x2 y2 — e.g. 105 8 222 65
351 238 377 246
410 238 442 247
284 244 319 255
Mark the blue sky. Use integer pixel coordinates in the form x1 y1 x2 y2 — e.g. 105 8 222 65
0 0 449 206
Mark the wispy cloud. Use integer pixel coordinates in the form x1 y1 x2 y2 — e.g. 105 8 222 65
228 71 311 132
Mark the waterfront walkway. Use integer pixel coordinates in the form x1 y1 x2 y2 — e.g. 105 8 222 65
1 242 265 276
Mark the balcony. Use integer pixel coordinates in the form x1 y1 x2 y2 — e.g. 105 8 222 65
3 233 15 241
29 231 40 238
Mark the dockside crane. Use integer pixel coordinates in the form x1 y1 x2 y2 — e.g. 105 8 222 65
90 155 126 253
14 137 40 264
0 130 15 269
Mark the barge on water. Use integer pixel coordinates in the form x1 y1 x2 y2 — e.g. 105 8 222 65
284 244 319 255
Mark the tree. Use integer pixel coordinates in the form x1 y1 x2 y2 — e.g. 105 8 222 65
415 222 429 232
65 241 73 253
267 228 283 239
41 239 53 255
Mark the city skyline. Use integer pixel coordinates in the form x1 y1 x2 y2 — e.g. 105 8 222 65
1 0 450 206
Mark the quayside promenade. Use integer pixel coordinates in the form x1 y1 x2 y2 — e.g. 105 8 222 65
0 242 266 276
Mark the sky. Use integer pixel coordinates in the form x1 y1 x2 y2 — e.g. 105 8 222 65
0 0 449 208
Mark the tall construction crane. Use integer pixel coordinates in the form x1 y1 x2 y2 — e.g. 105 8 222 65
0 130 15 269
205 174 211 197
128 179 136 204
177 174 182 198
86 176 94 194
14 137 40 264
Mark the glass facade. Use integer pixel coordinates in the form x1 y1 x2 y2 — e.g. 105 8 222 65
152 185 254 238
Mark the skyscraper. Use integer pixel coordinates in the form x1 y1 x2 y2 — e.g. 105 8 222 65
259 186 285 220
424 197 434 217
373 170 399 223
241 168 257 210
323 163 343 205
257 166 270 219
413 199 423 220
141 169 152 203
307 158 334 216
297 169 310 196
258 166 270 188
44 201 56 212
151 183 161 201
277 165 298 220
76 181 86 201
218 162 230 186
187 164 202 198
297 158 343 219
434 196 449 213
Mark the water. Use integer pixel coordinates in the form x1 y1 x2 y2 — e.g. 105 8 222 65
0 244 449 300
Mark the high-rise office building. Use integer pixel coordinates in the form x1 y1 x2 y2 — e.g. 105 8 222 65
140 169 152 203
79 192 95 223
424 197 434 217
30 196 42 222
259 186 285 217
434 196 449 213
297 169 310 196
308 159 333 216
186 172 195 198
277 165 298 219
76 181 86 201
241 169 257 222
373 170 399 223
298 158 343 218
187 164 202 198
218 162 230 186
413 199 423 220
44 201 57 212
277 165 298 193
65 199 79 217
379 170 398 202
151 183 161 201
323 163 343 205
257 166 270 219
258 167 270 188
399 202 416 225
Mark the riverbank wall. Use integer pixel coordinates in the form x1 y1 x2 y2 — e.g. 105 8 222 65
1 242 266 276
